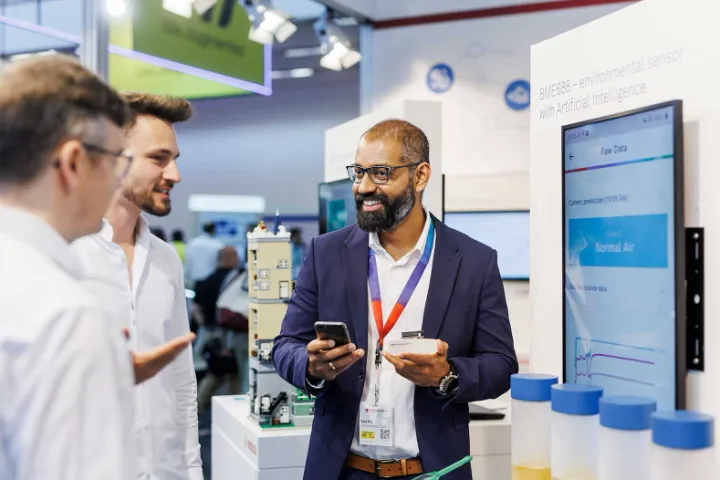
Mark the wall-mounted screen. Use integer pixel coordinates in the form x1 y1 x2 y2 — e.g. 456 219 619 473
562 101 685 411
444 211 529 280
319 179 357 235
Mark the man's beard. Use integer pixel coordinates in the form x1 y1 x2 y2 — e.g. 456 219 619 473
355 182 415 233
123 184 172 217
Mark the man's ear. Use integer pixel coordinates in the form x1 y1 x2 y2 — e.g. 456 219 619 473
415 162 431 194
54 140 85 190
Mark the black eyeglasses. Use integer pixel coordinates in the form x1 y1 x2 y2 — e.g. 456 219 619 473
54 142 134 179
346 162 422 185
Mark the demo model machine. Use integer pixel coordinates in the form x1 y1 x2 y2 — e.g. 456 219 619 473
247 219 315 428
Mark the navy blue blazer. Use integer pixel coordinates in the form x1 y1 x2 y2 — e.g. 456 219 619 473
272 216 518 480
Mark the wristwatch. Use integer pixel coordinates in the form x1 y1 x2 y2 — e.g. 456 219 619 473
437 360 459 395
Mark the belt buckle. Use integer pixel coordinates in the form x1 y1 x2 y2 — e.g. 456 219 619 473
375 459 397 479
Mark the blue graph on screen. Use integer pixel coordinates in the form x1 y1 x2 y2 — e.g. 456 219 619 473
574 338 658 387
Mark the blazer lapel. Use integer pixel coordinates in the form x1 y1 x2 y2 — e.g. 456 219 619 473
422 217 460 340
342 227 370 352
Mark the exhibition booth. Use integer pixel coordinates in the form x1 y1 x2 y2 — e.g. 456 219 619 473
213 0 720 478
211 99 519 479
4 0 719 477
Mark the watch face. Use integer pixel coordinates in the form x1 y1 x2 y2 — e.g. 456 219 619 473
440 373 458 393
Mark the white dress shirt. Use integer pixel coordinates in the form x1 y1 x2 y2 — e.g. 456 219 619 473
350 212 435 461
71 217 202 480
0 206 135 480
184 234 224 285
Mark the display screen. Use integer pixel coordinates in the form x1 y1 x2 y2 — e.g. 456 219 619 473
444 211 529 280
319 179 357 235
562 101 684 411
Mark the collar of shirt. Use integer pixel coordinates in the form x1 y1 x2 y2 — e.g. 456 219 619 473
0 205 83 279
368 208 433 266
97 216 151 247
96 215 152 296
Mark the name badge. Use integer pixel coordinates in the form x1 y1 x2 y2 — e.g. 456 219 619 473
358 404 394 447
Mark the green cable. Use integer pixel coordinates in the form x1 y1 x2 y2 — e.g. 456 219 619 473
412 455 473 479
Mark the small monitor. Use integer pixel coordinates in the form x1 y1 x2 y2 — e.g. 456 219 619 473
562 100 685 411
318 179 357 235
444 211 529 280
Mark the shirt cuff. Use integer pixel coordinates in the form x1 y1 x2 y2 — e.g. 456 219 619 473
306 375 325 391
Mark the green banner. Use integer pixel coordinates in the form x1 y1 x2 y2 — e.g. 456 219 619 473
109 0 266 99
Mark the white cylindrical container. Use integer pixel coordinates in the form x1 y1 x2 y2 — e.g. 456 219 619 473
511 373 558 480
550 384 603 480
598 395 656 480
651 410 715 480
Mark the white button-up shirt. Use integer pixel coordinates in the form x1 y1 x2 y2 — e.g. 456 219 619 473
350 211 435 461
184 234 224 285
71 217 202 480
0 206 136 480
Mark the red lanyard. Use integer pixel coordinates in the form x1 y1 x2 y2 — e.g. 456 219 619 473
368 220 435 349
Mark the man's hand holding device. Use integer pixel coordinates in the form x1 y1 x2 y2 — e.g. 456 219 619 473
383 339 455 389
308 322 365 381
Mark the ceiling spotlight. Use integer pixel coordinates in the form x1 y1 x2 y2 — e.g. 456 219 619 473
242 0 297 45
106 0 126 17
313 12 361 71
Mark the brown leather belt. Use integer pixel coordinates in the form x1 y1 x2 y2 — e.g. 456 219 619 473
345 452 423 478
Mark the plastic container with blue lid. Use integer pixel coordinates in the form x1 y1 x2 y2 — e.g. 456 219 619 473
651 411 716 480
598 396 656 480
550 384 603 480
510 374 558 478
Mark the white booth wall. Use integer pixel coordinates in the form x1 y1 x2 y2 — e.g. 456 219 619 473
359 3 631 360
530 0 720 447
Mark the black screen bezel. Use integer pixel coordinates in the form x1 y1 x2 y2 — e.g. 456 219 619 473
560 100 686 409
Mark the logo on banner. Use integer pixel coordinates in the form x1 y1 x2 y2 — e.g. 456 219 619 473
505 79 530 110
427 63 454 94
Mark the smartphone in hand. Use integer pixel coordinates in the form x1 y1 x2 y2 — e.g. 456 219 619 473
314 321 351 347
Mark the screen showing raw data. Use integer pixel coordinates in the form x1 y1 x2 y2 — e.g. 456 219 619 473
444 211 529 280
563 104 679 411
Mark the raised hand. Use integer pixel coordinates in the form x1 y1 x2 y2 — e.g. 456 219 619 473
122 329 196 384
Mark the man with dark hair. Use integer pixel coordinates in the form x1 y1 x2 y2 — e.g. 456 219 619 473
0 54 136 479
71 93 203 480
273 119 517 479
